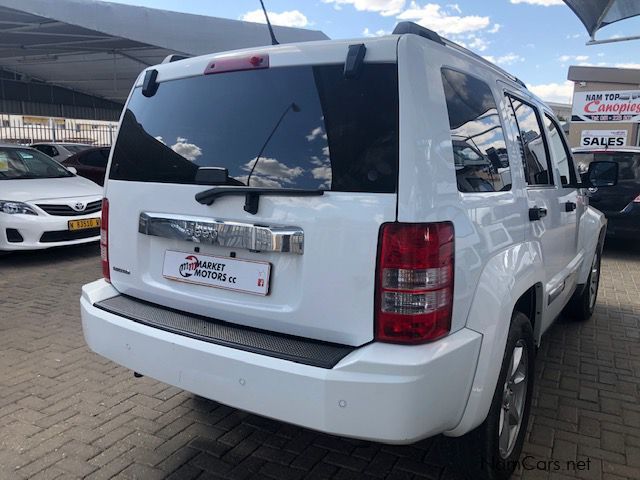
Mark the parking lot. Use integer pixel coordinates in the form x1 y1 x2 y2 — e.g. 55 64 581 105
0 241 639 480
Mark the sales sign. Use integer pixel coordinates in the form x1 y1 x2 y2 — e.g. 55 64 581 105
580 129 627 147
572 90 640 122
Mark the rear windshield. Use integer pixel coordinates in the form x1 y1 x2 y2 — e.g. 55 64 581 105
65 145 91 154
574 151 640 181
110 63 399 193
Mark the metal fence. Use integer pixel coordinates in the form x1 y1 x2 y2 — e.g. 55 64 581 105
0 113 116 146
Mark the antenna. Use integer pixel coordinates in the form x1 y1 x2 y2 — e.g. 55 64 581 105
259 0 279 45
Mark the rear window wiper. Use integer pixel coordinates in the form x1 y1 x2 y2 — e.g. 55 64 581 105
195 186 324 214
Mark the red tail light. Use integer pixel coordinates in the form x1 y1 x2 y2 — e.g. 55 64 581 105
375 222 454 344
633 194 640 203
101 198 110 282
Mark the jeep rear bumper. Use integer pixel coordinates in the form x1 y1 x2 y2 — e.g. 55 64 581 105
81 279 481 444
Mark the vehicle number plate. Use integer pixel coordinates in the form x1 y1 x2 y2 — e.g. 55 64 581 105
162 250 271 296
68 218 101 231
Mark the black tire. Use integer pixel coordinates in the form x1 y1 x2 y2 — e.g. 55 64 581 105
566 248 601 321
442 311 535 480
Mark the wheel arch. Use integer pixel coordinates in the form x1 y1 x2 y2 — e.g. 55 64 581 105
577 206 607 285
514 282 544 345
444 241 545 437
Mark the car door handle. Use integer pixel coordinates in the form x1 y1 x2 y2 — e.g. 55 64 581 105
565 201 577 212
529 207 547 221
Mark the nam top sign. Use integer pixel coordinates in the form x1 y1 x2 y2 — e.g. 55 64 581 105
572 90 640 122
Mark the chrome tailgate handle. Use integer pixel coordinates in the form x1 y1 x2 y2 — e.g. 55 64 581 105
139 213 304 254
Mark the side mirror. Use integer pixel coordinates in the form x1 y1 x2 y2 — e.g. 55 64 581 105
66 166 78 175
586 161 617 188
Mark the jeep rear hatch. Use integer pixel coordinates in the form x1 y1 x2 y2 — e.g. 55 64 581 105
105 56 398 346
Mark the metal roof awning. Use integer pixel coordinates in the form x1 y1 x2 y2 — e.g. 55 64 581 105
563 0 640 44
0 0 328 104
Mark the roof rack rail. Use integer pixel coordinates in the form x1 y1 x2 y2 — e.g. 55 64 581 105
441 38 527 89
392 21 527 90
162 54 190 64
392 22 444 45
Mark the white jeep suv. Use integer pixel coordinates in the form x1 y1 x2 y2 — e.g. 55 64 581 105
80 22 617 479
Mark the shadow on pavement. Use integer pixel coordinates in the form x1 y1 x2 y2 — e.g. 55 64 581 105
0 242 100 267
602 236 640 260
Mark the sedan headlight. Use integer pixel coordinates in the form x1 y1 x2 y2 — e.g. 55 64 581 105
0 200 38 215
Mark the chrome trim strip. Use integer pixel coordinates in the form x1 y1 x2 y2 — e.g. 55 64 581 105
139 213 304 254
547 280 565 305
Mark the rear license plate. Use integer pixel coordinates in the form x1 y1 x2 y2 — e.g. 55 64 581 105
162 250 271 296
68 218 101 231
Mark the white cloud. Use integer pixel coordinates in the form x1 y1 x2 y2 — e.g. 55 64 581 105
468 36 489 52
528 81 574 103
312 166 332 181
323 0 405 16
171 137 202 161
558 54 589 63
483 53 524 66
397 2 490 35
510 0 563 6
488 23 501 34
241 157 304 187
615 63 640 69
566 33 582 39
306 126 327 142
446 3 462 14
363 27 390 37
241 9 309 28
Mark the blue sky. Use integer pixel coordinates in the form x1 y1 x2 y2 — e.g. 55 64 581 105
108 0 640 103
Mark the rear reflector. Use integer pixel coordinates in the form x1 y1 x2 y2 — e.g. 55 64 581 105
375 222 454 344
101 198 110 282
204 54 269 75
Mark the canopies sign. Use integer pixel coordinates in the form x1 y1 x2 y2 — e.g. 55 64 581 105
572 90 640 122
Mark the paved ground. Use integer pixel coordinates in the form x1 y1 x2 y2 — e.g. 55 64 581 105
0 240 638 480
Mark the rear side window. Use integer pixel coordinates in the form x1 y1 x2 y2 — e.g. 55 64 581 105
441 68 511 193
110 64 399 193
65 145 91 154
34 145 58 157
507 96 553 186
543 114 576 186
80 150 109 168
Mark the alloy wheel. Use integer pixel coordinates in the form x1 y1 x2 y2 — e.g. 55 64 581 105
589 253 600 310
498 339 528 459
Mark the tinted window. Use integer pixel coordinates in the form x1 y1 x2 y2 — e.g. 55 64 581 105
34 145 58 157
80 149 109 168
508 97 553 186
442 69 511 193
573 151 640 180
544 114 576 186
65 145 92 154
110 64 399 193
0 148 73 180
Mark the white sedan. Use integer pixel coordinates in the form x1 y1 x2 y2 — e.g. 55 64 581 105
0 145 103 251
